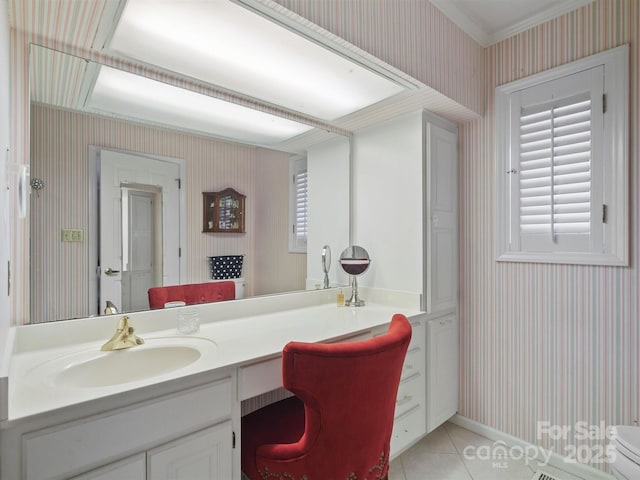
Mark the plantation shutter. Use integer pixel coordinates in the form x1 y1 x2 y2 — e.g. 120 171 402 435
511 66 604 253
290 156 308 252
294 168 308 247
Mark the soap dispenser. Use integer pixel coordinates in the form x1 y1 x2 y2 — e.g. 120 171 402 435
337 289 345 307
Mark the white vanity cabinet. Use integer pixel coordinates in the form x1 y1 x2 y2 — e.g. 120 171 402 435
4 375 235 480
390 317 426 457
426 314 459 433
71 424 233 480
70 454 146 480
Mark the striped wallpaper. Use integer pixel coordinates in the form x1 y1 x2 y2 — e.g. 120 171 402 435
29 104 306 323
458 0 639 472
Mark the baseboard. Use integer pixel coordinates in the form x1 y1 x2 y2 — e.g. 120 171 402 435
450 414 615 480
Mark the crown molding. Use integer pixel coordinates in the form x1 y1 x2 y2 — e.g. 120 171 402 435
488 0 594 45
430 0 594 48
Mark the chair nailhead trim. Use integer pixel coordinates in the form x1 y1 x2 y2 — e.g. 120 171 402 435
257 450 388 480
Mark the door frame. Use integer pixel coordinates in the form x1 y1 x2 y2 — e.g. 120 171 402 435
88 146 187 316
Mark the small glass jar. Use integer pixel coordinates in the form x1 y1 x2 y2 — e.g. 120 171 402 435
178 308 200 335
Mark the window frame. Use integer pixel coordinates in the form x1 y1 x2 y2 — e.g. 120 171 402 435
494 44 629 266
288 155 308 253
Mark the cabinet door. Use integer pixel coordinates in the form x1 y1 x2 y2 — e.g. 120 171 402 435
147 422 232 480
424 122 458 314
426 315 458 433
70 454 145 480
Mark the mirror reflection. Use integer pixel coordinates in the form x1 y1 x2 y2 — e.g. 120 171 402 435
29 46 351 324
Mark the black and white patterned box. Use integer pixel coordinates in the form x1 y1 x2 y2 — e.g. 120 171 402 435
209 255 244 279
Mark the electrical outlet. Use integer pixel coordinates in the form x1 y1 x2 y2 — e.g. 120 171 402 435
61 228 84 242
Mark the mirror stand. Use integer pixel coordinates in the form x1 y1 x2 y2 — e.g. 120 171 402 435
346 276 365 307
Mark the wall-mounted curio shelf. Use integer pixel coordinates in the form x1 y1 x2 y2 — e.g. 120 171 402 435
203 188 246 233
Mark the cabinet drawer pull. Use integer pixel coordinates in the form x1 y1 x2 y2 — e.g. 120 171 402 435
396 395 413 406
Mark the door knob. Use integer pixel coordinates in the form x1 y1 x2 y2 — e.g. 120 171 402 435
104 268 120 276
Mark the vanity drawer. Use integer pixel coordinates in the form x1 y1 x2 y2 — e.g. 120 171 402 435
401 347 422 380
390 404 426 458
394 372 423 419
238 356 282 401
24 378 232 480
238 331 372 401
408 320 425 351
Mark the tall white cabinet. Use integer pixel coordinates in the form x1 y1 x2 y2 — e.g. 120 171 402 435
423 115 459 434
423 120 458 315
353 109 459 452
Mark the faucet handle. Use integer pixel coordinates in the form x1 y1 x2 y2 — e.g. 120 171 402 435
117 316 131 331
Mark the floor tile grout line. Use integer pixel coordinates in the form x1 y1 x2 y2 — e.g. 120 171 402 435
397 453 407 480
443 423 477 479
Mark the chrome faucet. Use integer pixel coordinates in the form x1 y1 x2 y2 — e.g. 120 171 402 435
101 316 145 351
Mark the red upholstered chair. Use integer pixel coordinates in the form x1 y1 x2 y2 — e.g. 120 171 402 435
241 313 412 480
147 281 235 309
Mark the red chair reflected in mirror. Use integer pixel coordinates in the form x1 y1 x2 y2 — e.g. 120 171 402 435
147 281 235 309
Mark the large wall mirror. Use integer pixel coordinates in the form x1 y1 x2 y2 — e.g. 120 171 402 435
28 45 351 324
19 0 417 324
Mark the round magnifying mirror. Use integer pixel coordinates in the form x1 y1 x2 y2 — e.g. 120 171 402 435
339 245 371 306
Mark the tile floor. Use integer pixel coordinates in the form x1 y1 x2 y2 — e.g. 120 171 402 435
388 422 586 480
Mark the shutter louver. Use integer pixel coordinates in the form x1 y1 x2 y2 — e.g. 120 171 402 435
519 92 592 239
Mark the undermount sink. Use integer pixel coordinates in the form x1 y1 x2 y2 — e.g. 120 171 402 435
29 337 217 389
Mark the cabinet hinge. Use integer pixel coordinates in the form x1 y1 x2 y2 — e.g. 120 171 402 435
603 93 607 113
602 204 608 224
232 431 236 449
179 247 182 258
175 178 181 189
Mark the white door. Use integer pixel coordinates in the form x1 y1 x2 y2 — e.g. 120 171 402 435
147 422 233 480
121 188 160 312
99 149 181 314
424 122 458 314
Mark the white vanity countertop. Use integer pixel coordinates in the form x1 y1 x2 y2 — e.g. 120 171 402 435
6 300 423 423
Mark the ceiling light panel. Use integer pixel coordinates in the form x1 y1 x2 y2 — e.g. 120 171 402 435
85 66 313 145
108 0 406 120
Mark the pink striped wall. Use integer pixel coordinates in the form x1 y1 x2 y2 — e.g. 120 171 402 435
29 104 306 323
459 0 639 471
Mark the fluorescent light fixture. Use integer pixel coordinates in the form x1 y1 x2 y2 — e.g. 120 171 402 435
108 0 406 120
85 65 314 145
